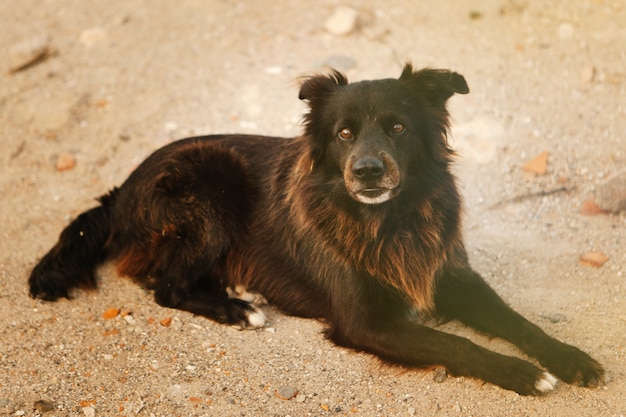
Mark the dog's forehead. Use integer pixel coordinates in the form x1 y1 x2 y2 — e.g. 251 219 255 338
335 78 413 111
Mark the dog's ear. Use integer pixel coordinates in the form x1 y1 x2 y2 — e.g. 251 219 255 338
399 64 468 164
298 70 348 103
399 63 469 108
298 70 349 166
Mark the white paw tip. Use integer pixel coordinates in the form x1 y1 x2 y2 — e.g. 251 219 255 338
245 308 267 329
535 372 558 393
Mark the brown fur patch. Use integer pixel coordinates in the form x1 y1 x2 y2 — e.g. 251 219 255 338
287 157 461 312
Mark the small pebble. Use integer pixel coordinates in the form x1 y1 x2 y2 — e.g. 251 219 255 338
522 151 549 176
9 36 51 73
56 153 76 172
33 400 54 412
82 407 96 417
102 307 120 319
276 386 298 400
579 251 609 268
325 7 359 36
433 367 447 383
580 198 604 215
580 65 596 83
595 169 626 212
453 403 462 412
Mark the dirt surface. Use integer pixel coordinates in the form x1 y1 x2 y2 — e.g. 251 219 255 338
1 1 625 416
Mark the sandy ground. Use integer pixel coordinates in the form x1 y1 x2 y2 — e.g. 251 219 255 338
1 1 625 416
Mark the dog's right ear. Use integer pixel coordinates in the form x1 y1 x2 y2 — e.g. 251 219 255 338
298 70 349 165
298 70 348 103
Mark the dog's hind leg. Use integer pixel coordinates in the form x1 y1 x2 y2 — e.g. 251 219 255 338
154 281 267 329
121 229 267 329
110 140 266 328
140 241 265 329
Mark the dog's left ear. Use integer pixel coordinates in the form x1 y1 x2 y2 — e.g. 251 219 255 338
399 63 469 107
400 64 468 164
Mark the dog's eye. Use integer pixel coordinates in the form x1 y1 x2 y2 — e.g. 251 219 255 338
338 128 353 141
392 123 405 134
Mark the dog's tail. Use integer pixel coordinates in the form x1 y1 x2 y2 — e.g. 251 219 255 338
28 188 118 300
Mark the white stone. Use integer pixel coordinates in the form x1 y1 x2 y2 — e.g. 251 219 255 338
325 7 359 36
82 406 96 417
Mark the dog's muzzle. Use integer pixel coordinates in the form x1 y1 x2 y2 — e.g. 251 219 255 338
345 154 401 205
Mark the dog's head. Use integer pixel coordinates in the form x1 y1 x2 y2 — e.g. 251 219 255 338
299 63 468 205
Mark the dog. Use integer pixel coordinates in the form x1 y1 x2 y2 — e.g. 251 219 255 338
29 64 604 395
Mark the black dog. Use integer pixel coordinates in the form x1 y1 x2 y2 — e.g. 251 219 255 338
29 64 604 395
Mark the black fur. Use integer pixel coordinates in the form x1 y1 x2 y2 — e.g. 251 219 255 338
29 64 604 395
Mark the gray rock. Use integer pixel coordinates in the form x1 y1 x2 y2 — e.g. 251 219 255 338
433 367 447 383
275 386 298 400
33 400 55 413
596 169 626 212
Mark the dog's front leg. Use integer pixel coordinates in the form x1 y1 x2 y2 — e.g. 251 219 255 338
434 266 605 388
324 273 556 395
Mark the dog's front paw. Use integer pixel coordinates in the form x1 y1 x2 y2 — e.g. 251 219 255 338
544 343 605 388
499 358 559 395
534 372 558 393
474 354 558 395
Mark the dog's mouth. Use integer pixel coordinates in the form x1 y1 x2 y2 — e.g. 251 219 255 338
354 187 395 205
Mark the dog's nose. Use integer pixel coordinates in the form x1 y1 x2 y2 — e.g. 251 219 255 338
352 157 385 181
